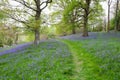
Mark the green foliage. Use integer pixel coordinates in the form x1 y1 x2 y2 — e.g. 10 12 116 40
63 0 78 22
0 31 4 45
24 31 34 42
63 0 80 33
40 25 56 39
0 40 3 47
0 12 6 20
110 18 115 30
89 22 103 32
23 17 41 32
110 10 120 30
5 38 13 46
52 0 105 35
0 23 18 46
0 31 5 46
55 22 71 36
51 0 80 35
114 11 120 30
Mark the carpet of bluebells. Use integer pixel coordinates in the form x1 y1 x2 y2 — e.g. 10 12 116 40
62 32 120 80
0 40 74 80
81 38 120 80
0 42 32 56
0 32 120 80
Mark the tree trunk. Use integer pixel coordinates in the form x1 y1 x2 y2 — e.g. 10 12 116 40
34 29 40 45
82 0 90 37
107 0 112 32
34 9 41 45
107 5 110 32
115 0 119 31
14 33 18 44
92 26 94 32
83 18 89 37
72 27 76 34
103 18 106 32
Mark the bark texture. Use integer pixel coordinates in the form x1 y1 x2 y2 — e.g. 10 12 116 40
82 0 91 37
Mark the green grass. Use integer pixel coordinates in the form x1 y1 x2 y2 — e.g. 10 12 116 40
0 40 74 80
62 38 120 80
62 40 102 80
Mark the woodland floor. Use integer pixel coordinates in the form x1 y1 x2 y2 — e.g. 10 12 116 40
0 32 120 80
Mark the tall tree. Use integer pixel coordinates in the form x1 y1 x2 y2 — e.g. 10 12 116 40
63 0 79 34
2 0 52 45
79 0 104 36
51 0 79 35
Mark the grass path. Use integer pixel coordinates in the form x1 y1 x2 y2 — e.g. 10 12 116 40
62 40 103 80
71 49 83 80
61 40 83 80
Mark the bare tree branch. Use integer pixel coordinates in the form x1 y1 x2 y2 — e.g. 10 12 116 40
13 0 37 11
41 0 52 11
23 10 35 17
11 16 26 24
